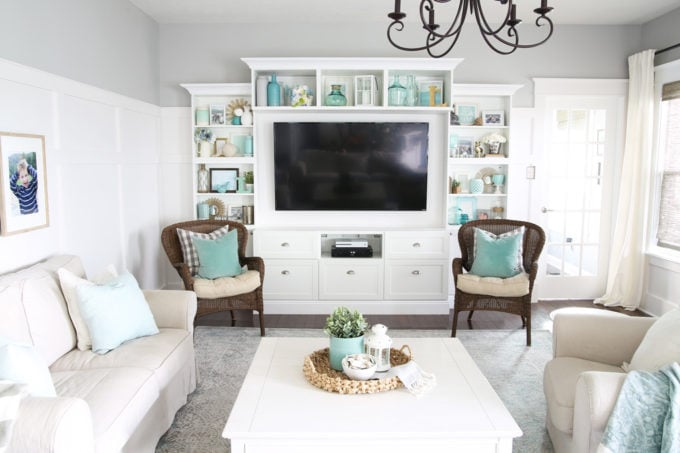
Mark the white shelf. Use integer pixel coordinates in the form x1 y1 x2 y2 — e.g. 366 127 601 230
450 125 510 130
196 192 255 197
448 157 508 165
448 193 507 198
193 124 253 129
195 156 255 165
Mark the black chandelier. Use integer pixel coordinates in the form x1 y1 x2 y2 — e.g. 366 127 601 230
387 0 554 56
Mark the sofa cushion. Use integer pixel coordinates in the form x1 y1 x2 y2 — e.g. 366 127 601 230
544 357 623 433
51 367 158 450
0 255 82 366
193 270 261 298
76 272 159 354
627 309 680 372
58 265 118 351
456 272 530 297
0 341 56 397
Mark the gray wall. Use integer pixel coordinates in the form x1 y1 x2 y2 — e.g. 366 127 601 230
160 23 642 108
0 0 159 104
642 6 680 66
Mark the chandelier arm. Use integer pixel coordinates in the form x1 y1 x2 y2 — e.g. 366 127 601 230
486 15 554 50
424 0 468 40
476 21 520 55
472 0 513 36
426 28 465 58
387 20 435 52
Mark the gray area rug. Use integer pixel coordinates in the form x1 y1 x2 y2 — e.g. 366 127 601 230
157 327 555 453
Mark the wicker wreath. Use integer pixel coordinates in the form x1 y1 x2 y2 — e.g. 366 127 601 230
303 346 412 394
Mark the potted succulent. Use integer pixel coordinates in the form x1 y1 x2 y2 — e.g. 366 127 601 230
194 128 214 158
324 306 368 371
481 132 507 155
244 171 254 193
451 179 461 194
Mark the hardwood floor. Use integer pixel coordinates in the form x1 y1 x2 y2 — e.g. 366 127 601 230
196 300 648 331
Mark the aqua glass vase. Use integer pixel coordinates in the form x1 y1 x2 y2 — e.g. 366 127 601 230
267 73 281 106
325 84 347 106
388 76 406 106
405 75 418 106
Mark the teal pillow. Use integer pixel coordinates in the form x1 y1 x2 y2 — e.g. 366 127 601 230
0 338 56 397
193 229 242 279
470 227 525 278
76 272 159 354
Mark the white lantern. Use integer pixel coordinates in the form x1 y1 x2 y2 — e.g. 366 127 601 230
364 324 392 372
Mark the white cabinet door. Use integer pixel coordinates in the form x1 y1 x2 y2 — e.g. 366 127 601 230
385 231 449 259
254 230 318 259
319 260 383 300
263 260 318 300
385 261 449 300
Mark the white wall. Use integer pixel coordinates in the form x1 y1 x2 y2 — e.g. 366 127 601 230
0 58 163 288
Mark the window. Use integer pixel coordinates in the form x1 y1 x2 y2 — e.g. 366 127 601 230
657 81 680 251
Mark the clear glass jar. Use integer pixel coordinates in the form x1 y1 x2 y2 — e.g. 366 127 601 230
325 84 347 106
388 76 406 106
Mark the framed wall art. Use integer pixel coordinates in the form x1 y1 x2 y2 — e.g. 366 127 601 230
210 104 226 125
482 110 505 126
0 132 49 236
418 79 444 106
209 168 238 193
456 104 478 126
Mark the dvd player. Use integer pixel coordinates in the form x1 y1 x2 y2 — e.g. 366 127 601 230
331 245 373 258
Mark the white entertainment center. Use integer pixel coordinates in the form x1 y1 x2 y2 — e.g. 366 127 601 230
183 58 522 315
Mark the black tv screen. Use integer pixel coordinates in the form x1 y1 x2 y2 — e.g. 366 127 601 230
273 122 429 211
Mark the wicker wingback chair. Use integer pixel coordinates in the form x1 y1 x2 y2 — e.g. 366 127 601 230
161 219 265 336
451 219 545 346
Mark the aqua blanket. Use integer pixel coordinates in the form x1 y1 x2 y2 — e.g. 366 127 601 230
599 362 680 453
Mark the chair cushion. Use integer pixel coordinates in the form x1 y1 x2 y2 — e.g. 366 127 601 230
456 272 530 297
193 230 243 279
176 225 232 275
627 308 680 372
193 270 261 299
544 357 623 434
470 226 525 278
75 272 159 354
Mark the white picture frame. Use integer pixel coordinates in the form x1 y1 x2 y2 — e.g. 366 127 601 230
482 110 505 126
228 204 243 222
210 104 226 126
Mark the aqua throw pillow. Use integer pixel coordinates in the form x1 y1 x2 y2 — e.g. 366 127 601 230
469 227 525 278
0 338 56 397
193 229 243 279
76 272 159 354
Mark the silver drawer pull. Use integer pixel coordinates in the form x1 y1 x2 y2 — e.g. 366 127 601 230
413 242 421 248
281 270 290 276
281 242 290 247
412 270 421 276
346 270 355 275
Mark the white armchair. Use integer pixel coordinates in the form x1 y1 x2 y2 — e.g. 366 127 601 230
543 309 657 453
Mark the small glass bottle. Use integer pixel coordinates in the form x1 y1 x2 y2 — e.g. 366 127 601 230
325 84 347 106
197 164 209 193
388 76 406 106
267 73 281 106
405 75 418 106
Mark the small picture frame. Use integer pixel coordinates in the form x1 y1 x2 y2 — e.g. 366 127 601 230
456 104 478 126
323 76 354 105
455 137 474 157
456 196 477 223
228 205 243 222
482 110 505 126
0 132 49 236
418 79 444 106
210 104 226 126
214 138 228 156
209 168 238 193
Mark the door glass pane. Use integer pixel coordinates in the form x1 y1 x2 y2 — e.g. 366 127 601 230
584 213 601 243
569 110 588 141
565 213 583 244
546 212 565 243
546 244 563 276
581 246 599 276
562 243 581 276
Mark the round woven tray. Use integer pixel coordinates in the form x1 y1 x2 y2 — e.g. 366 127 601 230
303 345 412 394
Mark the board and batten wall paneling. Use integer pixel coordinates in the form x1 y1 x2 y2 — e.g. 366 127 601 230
0 58 163 289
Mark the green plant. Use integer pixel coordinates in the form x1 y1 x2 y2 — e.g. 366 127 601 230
244 171 254 184
324 306 368 338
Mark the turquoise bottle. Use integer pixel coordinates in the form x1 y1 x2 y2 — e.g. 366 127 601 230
267 74 281 106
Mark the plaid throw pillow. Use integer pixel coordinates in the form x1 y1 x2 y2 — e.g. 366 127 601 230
176 225 232 275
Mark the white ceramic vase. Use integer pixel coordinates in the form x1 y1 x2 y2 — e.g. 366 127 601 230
198 141 212 158
241 106 253 126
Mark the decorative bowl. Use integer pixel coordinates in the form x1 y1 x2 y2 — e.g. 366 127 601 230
341 353 377 381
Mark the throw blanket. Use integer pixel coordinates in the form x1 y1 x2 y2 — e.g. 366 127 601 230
599 363 680 453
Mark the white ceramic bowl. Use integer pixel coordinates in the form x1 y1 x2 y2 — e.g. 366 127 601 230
341 353 377 381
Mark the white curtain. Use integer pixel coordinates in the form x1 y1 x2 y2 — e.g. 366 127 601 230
595 50 656 310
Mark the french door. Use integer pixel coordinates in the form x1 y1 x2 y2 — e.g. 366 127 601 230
532 95 624 299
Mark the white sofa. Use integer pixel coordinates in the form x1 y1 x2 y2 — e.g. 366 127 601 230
0 255 197 453
543 309 657 453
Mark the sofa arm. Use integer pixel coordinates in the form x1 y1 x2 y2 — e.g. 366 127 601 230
572 371 627 453
552 310 656 366
10 396 94 453
144 289 197 332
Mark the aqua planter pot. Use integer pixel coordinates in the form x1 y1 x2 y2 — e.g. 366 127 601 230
329 335 364 371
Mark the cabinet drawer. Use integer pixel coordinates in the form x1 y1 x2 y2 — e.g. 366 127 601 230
385 231 449 259
262 260 318 300
384 261 448 300
319 260 383 300
254 230 318 259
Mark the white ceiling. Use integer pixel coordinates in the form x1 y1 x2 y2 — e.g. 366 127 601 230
128 0 680 25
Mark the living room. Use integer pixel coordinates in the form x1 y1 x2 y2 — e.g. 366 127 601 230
1 0 679 452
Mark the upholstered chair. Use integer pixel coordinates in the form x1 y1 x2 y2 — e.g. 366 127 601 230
161 219 265 335
451 219 545 345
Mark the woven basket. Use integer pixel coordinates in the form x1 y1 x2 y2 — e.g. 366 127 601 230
303 345 412 394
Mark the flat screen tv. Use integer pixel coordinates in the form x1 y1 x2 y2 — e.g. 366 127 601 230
273 122 429 211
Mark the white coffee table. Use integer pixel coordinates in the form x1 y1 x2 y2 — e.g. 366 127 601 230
223 337 521 453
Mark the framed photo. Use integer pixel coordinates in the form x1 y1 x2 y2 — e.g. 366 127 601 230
456 196 477 223
0 132 49 236
209 168 238 193
456 104 478 126
455 137 474 157
418 79 444 106
323 76 354 105
210 104 226 126
482 110 505 126
214 138 228 157
228 205 243 222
